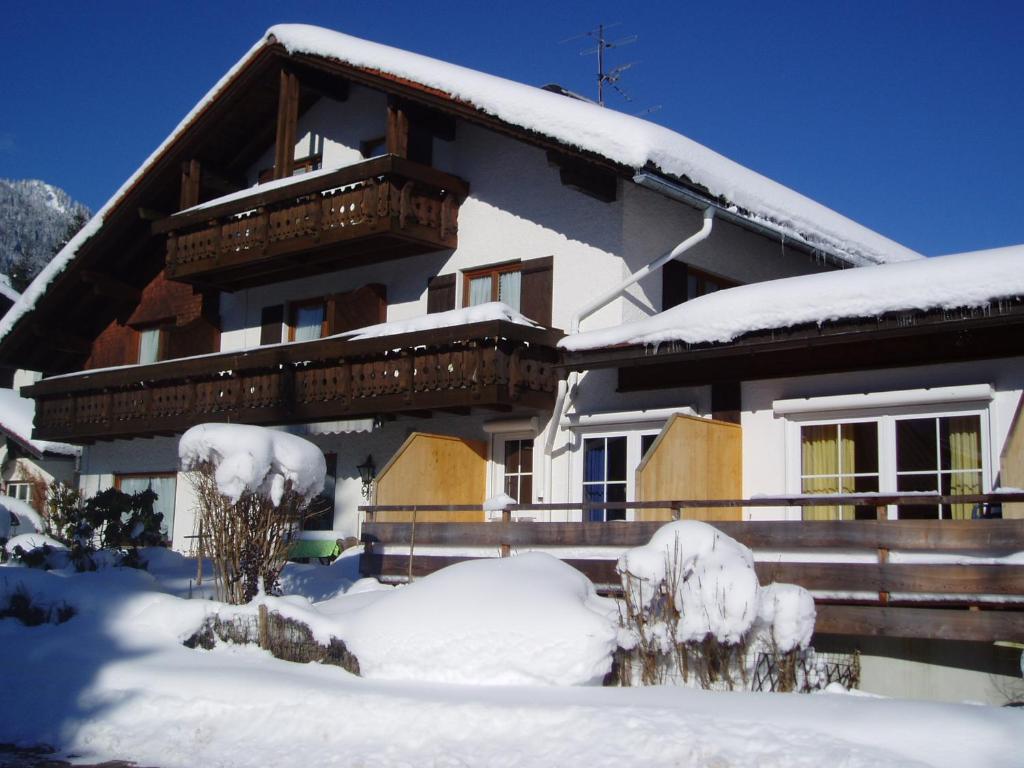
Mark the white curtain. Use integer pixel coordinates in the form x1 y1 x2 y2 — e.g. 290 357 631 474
293 305 325 342
469 276 492 306
119 475 177 538
498 270 522 312
138 329 161 364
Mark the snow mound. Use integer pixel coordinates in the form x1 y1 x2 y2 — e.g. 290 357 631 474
563 245 1024 350
337 553 618 685
619 520 761 645
4 531 66 556
756 582 817 653
482 492 517 511
179 423 326 505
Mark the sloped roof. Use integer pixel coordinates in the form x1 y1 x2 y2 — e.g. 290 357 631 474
0 24 921 357
0 388 80 457
561 244 1024 351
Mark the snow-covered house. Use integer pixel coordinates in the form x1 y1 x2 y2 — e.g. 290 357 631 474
2 23 1013 550
0 386 78 509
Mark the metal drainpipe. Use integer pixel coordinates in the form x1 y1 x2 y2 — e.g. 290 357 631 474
542 208 715 504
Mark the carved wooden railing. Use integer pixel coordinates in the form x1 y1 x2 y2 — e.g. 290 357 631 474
26 321 558 442
155 156 467 288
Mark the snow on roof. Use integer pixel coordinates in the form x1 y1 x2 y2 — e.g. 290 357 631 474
339 301 540 340
0 24 921 353
269 24 921 267
0 388 80 457
561 244 1024 351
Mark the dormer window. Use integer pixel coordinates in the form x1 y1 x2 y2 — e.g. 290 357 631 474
289 299 328 342
464 263 522 312
137 326 166 365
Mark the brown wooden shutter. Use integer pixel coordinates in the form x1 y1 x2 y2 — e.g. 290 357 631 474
260 305 284 345
518 256 553 328
426 274 456 313
165 316 220 359
329 284 387 335
662 260 688 311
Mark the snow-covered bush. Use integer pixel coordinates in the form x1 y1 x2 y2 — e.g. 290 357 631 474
180 424 326 605
615 520 820 691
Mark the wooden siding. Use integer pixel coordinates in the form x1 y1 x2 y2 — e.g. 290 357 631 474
374 433 487 522
1001 395 1024 519
635 413 742 521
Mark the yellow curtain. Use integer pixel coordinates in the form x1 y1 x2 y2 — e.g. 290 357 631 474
948 416 981 520
802 425 840 520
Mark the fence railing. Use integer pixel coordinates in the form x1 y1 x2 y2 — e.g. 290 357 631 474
358 492 1024 643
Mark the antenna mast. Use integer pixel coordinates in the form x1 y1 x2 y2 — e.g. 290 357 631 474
568 23 637 106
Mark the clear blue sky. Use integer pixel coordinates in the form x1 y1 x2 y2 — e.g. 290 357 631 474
2 1 1020 256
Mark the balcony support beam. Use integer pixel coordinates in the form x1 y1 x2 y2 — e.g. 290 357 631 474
386 96 409 158
273 69 300 180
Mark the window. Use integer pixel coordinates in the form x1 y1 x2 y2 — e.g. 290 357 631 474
464 263 522 312
895 415 982 520
576 429 662 522
6 482 31 503
502 439 533 503
794 410 988 520
583 436 627 521
115 473 177 540
289 299 328 342
662 262 739 311
800 422 879 520
137 327 166 364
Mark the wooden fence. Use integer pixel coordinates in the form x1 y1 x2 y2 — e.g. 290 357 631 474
359 492 1024 643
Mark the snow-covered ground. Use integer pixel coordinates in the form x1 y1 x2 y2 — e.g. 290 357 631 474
1 546 1021 768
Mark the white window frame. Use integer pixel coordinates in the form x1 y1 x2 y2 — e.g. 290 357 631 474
785 402 993 520
570 426 662 522
6 482 31 503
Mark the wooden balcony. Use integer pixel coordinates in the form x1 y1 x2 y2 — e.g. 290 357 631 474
25 321 559 443
155 156 467 290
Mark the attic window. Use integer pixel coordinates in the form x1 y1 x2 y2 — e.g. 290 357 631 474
289 299 328 342
662 263 739 311
137 327 166 365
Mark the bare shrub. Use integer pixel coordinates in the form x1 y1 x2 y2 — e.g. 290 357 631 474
189 461 310 604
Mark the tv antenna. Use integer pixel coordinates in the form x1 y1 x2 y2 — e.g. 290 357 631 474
563 23 638 106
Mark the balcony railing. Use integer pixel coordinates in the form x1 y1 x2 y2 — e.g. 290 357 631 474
26 321 559 442
155 156 467 290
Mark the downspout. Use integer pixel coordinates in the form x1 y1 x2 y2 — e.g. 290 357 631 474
542 207 715 502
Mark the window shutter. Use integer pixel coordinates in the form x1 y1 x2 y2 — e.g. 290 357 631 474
662 260 688 311
518 256 553 328
260 305 283 345
426 274 456 313
329 284 387 335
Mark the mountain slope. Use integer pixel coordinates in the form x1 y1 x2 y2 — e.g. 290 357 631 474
0 178 90 290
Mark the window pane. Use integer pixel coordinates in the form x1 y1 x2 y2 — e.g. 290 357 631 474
896 419 936 472
294 304 325 342
943 415 981 471
640 434 657 461
498 270 522 312
686 274 699 300
584 438 606 483
119 475 176 539
848 422 879 474
469 276 492 306
606 436 627 481
505 440 521 474
138 329 161 364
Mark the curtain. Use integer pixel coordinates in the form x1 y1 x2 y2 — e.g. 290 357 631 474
138 329 161 364
801 425 840 520
119 475 177 538
469 276 492 306
948 416 982 520
293 305 325 342
498 270 522 312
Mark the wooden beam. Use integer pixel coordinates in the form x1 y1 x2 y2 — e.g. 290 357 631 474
179 159 201 210
80 270 142 304
546 151 617 202
386 96 409 158
273 69 300 180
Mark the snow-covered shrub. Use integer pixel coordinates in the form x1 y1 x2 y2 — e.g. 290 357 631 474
0 582 75 626
180 424 326 605
615 521 820 691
